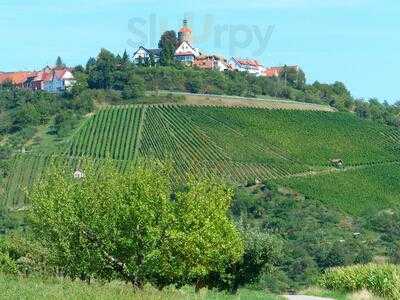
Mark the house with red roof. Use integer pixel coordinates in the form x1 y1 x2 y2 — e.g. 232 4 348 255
230 58 265 76
42 68 75 92
0 66 75 93
25 67 75 92
263 65 299 78
0 71 34 88
194 55 232 72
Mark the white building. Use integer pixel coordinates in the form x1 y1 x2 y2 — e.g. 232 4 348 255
27 67 75 93
132 46 161 64
43 69 75 92
174 41 200 64
230 58 265 76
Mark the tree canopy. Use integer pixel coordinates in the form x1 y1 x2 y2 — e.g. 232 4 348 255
55 56 66 68
159 31 178 66
29 160 243 288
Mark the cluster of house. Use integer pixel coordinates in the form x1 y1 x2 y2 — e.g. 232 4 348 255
1 20 298 93
0 66 74 93
133 19 299 78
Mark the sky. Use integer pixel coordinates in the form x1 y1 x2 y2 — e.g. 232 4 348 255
0 0 399 102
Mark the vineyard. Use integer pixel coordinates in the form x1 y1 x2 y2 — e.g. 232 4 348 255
68 105 400 167
276 163 400 216
68 105 145 160
2 104 400 211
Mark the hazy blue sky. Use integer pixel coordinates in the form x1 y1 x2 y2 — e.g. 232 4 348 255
1 0 399 102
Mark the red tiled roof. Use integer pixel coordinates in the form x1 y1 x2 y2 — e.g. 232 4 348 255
264 65 299 77
179 27 192 33
33 68 70 82
0 72 33 85
235 59 262 67
194 57 214 69
54 69 68 78
175 51 196 56
265 67 282 77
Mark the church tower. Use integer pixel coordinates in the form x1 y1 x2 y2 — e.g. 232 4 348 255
178 19 192 45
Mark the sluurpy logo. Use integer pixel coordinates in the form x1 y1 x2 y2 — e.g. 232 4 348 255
127 13 274 57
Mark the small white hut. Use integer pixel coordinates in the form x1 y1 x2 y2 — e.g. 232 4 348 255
73 169 85 179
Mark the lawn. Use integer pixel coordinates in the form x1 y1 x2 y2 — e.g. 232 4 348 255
0 274 283 300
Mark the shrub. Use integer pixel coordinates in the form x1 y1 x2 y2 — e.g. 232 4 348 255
319 264 400 299
0 252 18 275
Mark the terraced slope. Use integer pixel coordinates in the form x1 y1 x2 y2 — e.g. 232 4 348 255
181 106 400 166
68 105 400 167
69 105 145 160
3 104 400 210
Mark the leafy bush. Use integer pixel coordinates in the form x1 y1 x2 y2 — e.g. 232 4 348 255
0 252 18 275
122 75 145 100
0 233 49 276
319 264 400 299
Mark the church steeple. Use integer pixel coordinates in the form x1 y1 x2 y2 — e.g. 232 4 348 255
178 19 193 45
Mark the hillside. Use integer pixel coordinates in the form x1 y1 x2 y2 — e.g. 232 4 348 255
278 163 400 216
3 103 400 216
154 91 336 111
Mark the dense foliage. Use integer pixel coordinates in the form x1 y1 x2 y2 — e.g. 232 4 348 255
231 184 373 291
29 160 243 289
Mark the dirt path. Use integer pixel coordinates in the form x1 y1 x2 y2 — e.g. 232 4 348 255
285 160 400 180
155 91 336 112
284 295 334 300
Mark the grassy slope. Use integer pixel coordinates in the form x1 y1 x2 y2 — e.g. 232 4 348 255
276 164 400 216
159 91 335 112
0 274 282 300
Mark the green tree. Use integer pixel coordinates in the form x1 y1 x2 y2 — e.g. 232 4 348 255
55 56 66 68
122 50 130 65
225 226 284 292
354 100 370 119
88 49 117 89
29 161 243 288
122 74 145 100
0 111 12 134
279 66 306 90
172 178 244 289
14 102 41 128
52 111 80 137
85 57 96 72
159 31 178 66
70 72 89 96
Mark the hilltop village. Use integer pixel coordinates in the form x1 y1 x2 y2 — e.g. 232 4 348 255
133 19 298 78
0 20 297 92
